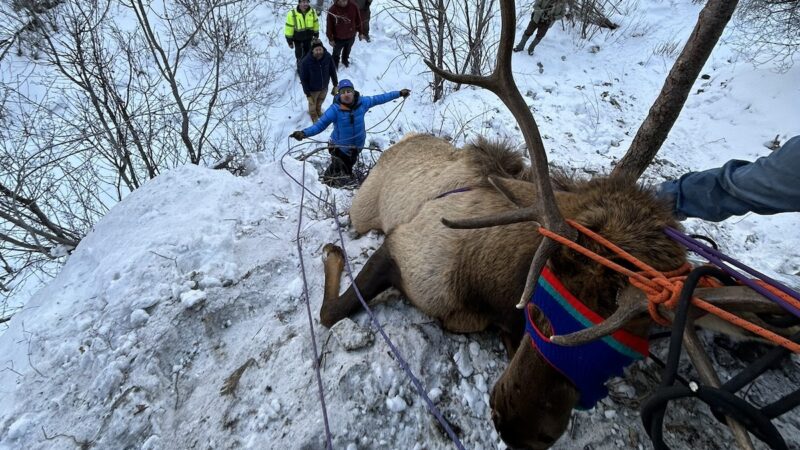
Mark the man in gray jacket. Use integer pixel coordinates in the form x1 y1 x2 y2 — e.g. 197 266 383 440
658 136 800 221
514 0 566 55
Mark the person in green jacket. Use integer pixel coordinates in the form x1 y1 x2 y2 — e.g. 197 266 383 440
285 0 320 69
513 0 566 55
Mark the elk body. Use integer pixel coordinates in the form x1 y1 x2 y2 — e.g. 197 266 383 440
320 134 687 449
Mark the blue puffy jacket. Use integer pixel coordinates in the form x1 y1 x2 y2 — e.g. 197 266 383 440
658 135 800 221
302 90 401 155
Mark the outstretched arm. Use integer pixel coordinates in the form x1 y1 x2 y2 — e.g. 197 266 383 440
659 136 800 221
361 90 403 109
302 106 336 137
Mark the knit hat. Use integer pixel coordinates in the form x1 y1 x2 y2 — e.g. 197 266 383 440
311 39 324 51
338 79 354 90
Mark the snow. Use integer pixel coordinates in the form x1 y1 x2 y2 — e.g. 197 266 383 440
1 1 800 449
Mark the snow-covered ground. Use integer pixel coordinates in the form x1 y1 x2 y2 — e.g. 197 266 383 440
1 1 799 449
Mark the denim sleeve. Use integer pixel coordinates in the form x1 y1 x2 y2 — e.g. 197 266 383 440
659 135 800 221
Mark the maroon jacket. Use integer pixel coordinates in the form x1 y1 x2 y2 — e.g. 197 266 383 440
326 1 362 41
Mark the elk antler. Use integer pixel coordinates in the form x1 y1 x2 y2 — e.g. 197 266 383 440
549 285 792 346
431 0 575 309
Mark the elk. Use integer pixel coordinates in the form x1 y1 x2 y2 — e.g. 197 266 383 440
320 1 788 448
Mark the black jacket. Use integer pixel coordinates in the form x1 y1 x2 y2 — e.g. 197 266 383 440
299 50 338 95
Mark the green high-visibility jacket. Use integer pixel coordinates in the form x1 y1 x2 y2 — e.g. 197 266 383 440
285 7 320 43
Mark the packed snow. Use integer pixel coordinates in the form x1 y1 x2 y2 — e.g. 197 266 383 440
1 1 799 449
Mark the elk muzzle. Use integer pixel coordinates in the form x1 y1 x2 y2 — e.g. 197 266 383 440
489 339 579 449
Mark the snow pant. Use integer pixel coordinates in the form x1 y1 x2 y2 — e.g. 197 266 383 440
331 37 355 67
322 147 360 187
307 90 327 123
514 17 553 53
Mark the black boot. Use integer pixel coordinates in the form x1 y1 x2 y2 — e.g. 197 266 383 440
514 33 531 52
527 36 543 55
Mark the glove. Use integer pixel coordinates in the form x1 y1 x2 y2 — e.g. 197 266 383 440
400 89 411 98
358 33 365 41
331 86 339 96
288 41 294 49
290 131 305 141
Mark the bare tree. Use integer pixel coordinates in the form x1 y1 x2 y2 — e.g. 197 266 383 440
386 0 499 101
730 0 800 72
611 0 739 181
0 0 282 306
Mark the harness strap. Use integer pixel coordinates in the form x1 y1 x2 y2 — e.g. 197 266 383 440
526 267 648 409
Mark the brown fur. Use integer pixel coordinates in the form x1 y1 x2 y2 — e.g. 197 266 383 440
322 135 686 449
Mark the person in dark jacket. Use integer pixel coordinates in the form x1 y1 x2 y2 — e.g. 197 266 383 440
300 40 339 123
513 0 566 55
657 135 800 221
353 0 372 42
285 0 320 69
326 0 364 68
291 79 411 186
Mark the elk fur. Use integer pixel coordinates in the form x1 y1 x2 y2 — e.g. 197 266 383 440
322 134 687 449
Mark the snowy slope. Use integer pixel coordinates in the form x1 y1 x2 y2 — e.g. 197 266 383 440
1 1 799 449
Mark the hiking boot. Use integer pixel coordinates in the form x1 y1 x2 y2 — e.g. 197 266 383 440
527 45 536 55
342 60 350 68
364 35 371 42
513 44 524 52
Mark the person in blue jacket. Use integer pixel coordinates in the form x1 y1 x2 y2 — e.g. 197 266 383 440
657 135 800 221
291 79 410 186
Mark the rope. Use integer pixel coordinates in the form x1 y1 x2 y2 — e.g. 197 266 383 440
279 109 465 447
331 202 467 450
536 219 800 353
290 160 334 449
640 265 799 450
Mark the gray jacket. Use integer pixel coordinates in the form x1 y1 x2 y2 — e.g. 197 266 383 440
533 0 566 23
658 135 800 221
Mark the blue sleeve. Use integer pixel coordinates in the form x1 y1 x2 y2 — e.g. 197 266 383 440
658 135 800 221
303 106 336 137
362 91 401 109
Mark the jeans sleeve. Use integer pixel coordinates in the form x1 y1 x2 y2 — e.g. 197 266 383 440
659 136 800 221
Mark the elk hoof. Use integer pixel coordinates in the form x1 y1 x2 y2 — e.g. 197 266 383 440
322 243 344 263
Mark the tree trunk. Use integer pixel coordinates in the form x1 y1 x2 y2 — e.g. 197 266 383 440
610 0 738 182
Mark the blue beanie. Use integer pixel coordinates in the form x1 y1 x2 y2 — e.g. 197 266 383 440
338 79 354 90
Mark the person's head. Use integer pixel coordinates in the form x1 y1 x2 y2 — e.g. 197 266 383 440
311 40 325 59
298 0 310 12
337 79 355 104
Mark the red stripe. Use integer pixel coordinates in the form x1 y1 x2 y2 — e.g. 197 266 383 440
541 268 649 355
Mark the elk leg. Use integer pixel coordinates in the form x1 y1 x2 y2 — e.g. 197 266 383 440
320 244 399 327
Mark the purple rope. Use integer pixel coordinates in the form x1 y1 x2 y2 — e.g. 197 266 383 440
435 187 472 199
280 144 465 449
290 160 334 449
664 226 800 319
332 201 467 450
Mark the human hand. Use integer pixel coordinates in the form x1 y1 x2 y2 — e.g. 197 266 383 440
288 42 294 49
400 88 411 98
331 87 339 96
358 33 365 41
290 131 305 141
